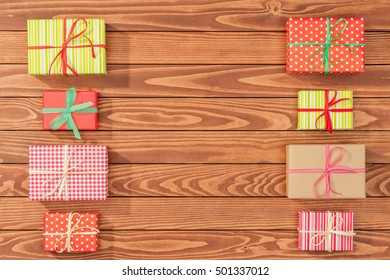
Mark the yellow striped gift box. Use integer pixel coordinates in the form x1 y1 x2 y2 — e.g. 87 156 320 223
27 19 107 75
297 90 353 131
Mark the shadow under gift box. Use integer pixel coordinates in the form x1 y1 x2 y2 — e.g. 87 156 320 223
286 144 366 199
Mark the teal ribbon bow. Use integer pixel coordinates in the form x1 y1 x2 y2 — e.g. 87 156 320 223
43 88 98 139
287 18 365 75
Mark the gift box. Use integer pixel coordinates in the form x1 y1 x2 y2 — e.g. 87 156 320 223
44 212 99 253
29 145 108 201
286 144 365 199
43 88 98 139
27 19 107 76
298 90 353 133
298 211 355 252
286 17 365 74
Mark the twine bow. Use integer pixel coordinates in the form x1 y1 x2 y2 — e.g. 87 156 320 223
43 88 98 139
298 211 356 252
29 145 108 200
287 18 365 75
28 19 107 76
298 90 352 133
286 144 365 199
43 213 99 253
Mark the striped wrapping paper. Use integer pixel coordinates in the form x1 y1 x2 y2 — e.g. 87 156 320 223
298 90 353 130
27 19 106 75
298 211 355 252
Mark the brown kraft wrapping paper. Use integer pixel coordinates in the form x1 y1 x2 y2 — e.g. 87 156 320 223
286 144 365 199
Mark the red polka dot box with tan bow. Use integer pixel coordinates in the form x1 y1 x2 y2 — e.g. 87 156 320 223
44 212 99 253
286 17 365 74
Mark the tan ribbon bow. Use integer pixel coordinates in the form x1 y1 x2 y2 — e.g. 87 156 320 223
29 145 108 200
43 212 99 253
298 211 356 252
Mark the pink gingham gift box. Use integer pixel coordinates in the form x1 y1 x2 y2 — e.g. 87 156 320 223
29 145 108 201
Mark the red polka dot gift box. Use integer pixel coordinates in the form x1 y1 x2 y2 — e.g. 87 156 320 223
286 17 365 74
44 212 99 253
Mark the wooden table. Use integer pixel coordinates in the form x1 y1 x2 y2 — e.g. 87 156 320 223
0 0 389 259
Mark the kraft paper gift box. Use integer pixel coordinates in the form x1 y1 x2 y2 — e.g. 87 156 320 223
27 19 107 75
286 17 365 74
44 212 99 253
286 144 365 199
43 88 98 139
29 145 108 201
297 90 353 133
298 211 355 252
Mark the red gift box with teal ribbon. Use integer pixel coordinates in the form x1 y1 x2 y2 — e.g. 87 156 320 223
286 17 365 74
43 88 98 139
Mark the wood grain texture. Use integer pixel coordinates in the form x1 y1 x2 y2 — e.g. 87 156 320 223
1 97 390 131
1 31 390 64
1 197 390 230
1 65 389 98
1 0 389 31
0 131 389 164
1 163 389 197
0 0 389 261
0 230 389 260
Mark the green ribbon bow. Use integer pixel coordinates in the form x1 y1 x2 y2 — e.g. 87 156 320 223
43 88 98 139
287 18 365 75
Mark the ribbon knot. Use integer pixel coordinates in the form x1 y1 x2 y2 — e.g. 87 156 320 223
28 19 106 76
43 88 98 139
287 18 365 75
43 213 100 253
287 144 365 199
298 90 352 133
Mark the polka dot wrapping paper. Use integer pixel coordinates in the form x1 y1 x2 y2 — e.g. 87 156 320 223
29 145 108 201
298 211 355 252
297 90 353 132
286 17 365 74
44 212 99 253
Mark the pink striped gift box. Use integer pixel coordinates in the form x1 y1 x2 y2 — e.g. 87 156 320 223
298 211 355 252
29 145 108 201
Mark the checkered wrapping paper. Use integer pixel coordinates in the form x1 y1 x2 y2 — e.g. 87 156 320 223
29 145 108 201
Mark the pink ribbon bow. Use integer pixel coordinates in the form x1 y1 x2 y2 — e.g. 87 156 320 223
287 144 365 199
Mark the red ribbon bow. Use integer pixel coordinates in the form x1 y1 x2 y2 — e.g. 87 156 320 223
298 90 352 133
28 19 107 76
287 144 365 199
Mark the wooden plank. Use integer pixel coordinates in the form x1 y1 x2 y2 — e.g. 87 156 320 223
0 131 389 164
1 163 389 197
1 65 389 98
0 230 389 259
1 31 390 64
1 0 389 31
1 97 390 131
0 197 390 230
